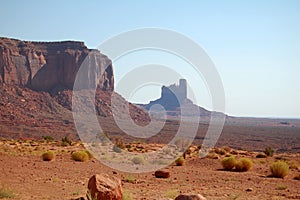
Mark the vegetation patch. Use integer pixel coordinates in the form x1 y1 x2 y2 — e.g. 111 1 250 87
72 150 89 162
164 189 179 199
132 156 144 165
270 161 289 178
235 158 253 172
0 186 16 199
264 146 274 157
221 156 236 171
42 150 55 161
175 156 185 166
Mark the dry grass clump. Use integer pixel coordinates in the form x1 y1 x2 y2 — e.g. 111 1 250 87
42 150 55 161
221 156 236 170
175 156 185 166
131 156 144 165
235 158 253 172
71 150 89 162
84 150 94 159
270 161 289 178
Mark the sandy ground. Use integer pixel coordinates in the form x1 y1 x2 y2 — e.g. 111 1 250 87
0 140 299 200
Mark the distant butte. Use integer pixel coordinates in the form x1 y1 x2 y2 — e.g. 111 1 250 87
140 79 215 118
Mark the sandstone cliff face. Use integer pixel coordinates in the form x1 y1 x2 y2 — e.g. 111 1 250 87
0 37 114 93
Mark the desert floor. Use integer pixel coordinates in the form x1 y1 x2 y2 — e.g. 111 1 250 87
0 140 299 200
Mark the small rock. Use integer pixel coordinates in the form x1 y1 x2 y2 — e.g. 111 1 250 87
175 194 206 200
246 188 253 192
154 170 170 178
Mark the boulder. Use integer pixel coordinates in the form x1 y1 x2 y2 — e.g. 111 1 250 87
154 170 170 178
87 174 122 200
175 194 207 200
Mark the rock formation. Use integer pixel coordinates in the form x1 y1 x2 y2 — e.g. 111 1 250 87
141 79 211 117
0 37 114 93
0 37 150 139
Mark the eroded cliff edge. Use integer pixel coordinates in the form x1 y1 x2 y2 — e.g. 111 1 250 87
0 37 150 139
0 37 114 93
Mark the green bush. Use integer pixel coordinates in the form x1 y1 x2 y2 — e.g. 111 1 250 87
42 150 55 161
132 156 144 165
235 158 253 172
175 156 185 166
221 156 236 171
270 161 289 178
264 146 274 157
71 150 89 162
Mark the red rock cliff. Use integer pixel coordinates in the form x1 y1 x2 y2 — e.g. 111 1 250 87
0 37 114 93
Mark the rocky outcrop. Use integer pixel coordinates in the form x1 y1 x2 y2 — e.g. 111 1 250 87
0 37 114 93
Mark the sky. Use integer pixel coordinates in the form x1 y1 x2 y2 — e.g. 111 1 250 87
1 0 299 118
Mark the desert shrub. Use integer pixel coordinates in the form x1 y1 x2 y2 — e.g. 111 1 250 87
84 150 94 159
221 156 236 171
124 175 135 183
43 135 54 142
71 150 89 162
61 136 72 146
235 158 253 172
270 161 289 178
264 146 274 157
113 145 122 153
42 150 55 161
165 189 179 199
276 184 287 190
132 156 144 165
175 156 185 166
122 189 134 200
0 186 16 199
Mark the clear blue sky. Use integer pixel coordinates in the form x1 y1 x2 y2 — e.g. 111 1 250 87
1 0 299 118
